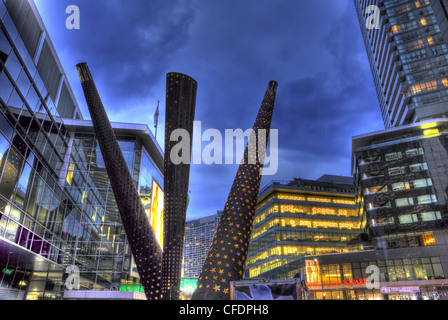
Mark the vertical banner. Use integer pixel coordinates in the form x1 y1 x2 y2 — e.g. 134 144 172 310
150 180 164 248
305 260 321 285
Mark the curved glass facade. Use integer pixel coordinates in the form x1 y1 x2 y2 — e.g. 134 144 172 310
0 0 164 300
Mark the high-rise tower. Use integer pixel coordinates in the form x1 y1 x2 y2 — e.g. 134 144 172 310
354 0 448 128
192 81 278 300
162 73 197 300
183 212 221 279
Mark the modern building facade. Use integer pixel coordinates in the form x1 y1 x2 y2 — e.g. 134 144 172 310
352 118 448 245
260 248 448 300
354 0 448 128
311 120 448 300
265 0 448 300
179 211 221 299
260 119 448 300
245 175 362 280
429 0 448 45
0 0 165 300
76 62 164 300
60 119 164 300
182 212 221 279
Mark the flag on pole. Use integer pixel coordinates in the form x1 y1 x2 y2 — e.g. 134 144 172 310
154 100 160 129
154 100 159 139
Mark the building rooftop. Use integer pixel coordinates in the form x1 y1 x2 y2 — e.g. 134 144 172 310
259 175 355 199
62 118 164 173
316 174 354 184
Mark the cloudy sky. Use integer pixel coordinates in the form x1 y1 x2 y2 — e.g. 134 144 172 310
34 0 384 220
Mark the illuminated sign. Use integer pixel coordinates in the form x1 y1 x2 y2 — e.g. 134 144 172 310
1 268 13 275
180 278 198 293
423 128 440 137
421 122 438 130
381 287 420 294
150 179 164 248
306 279 367 287
119 284 145 293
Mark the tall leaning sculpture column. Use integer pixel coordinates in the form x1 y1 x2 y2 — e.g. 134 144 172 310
192 81 278 300
76 63 163 300
162 73 197 300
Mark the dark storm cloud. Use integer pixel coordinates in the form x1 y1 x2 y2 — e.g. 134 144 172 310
265 3 384 184
34 0 384 220
35 0 198 125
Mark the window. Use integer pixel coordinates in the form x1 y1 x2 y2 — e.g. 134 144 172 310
405 148 424 157
411 178 432 189
385 152 402 161
0 49 8 75
388 166 406 176
360 155 381 165
396 197 414 207
410 163 428 172
366 186 388 194
392 182 410 191
417 194 437 204
363 170 384 179
421 211 442 221
422 233 436 246
368 201 392 210
411 80 437 94
399 214 418 224
371 217 394 227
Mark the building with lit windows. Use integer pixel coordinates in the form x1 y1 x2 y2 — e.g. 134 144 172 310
249 0 448 300
0 0 164 300
354 0 448 128
304 119 448 300
254 120 448 300
352 119 448 244
179 212 221 299
182 211 221 279
59 119 164 300
244 175 362 279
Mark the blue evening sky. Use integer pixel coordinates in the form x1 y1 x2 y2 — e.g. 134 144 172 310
33 0 384 220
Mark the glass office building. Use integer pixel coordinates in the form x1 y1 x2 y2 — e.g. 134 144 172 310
354 0 448 128
60 119 164 300
352 119 448 245
0 0 164 300
245 175 362 279
259 120 448 300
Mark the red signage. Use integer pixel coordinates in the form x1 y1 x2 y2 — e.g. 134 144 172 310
306 279 367 287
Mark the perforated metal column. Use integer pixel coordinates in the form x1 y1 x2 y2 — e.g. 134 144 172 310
76 63 163 300
192 81 278 300
162 73 197 300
